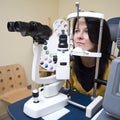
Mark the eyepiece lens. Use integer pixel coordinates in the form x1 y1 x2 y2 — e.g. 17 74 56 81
7 22 15 32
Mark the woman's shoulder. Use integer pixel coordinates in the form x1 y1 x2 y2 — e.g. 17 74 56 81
109 55 116 61
103 55 116 80
70 61 75 67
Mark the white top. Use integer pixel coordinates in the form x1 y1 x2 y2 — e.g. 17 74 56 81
67 12 104 20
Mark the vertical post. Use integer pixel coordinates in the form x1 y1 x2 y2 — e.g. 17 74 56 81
75 2 80 29
93 19 104 98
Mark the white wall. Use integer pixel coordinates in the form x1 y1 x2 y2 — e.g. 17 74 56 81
58 0 120 20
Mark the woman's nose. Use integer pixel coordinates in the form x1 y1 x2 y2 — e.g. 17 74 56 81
77 31 83 39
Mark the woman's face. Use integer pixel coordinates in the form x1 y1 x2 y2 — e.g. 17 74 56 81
74 17 95 51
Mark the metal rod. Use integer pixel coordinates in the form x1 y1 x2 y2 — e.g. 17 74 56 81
68 100 86 110
75 2 80 29
93 19 104 98
68 20 70 37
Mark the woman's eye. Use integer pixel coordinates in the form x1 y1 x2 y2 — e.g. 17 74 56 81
75 29 79 33
84 29 88 33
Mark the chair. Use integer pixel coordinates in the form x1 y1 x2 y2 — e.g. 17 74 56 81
107 17 120 56
0 64 32 104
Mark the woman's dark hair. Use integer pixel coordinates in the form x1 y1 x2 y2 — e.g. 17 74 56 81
73 17 112 79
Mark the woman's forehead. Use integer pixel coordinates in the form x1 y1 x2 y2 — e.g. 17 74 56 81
79 17 85 22
75 17 87 28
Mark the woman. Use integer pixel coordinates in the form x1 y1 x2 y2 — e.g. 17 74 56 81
65 17 114 96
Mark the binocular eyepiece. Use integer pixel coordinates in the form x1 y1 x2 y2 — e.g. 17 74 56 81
7 21 52 44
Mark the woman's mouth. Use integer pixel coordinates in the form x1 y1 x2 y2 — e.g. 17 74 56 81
76 42 84 47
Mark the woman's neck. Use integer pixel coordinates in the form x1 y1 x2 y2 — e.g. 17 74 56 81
81 57 96 68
